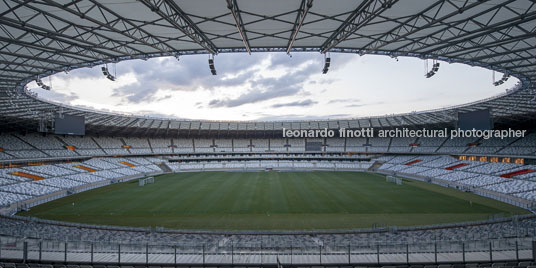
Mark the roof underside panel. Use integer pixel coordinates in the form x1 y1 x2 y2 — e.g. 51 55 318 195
0 0 535 133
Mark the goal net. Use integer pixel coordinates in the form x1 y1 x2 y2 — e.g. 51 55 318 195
386 175 402 185
139 176 154 186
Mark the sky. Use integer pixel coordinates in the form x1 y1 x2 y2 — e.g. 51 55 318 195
27 52 519 121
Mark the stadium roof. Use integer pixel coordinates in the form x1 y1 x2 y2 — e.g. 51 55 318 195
1 0 536 136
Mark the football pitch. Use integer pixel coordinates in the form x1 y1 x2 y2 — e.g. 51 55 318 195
19 171 528 230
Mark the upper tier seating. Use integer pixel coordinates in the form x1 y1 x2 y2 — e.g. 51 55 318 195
194 139 213 153
172 139 193 153
60 136 99 148
149 138 172 154
497 133 536 155
15 133 64 149
346 138 367 152
0 133 33 150
269 139 286 152
251 139 269 152
93 137 124 148
466 136 518 154
1 133 536 159
214 139 233 153
412 137 447 153
58 136 105 156
233 139 251 152
325 138 345 152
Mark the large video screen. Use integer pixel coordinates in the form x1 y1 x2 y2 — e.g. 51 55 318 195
54 114 85 135
457 109 493 130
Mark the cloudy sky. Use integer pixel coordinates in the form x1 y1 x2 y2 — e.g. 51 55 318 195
27 53 518 121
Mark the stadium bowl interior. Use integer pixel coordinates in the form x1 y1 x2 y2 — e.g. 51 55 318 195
1 0 536 267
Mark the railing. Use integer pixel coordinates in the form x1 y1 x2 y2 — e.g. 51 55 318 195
0 235 533 265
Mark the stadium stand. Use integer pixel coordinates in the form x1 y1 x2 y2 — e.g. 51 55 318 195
498 133 536 155
59 135 104 156
123 137 152 154
269 138 286 152
194 139 213 153
214 139 233 152
412 137 447 153
466 136 518 154
389 137 416 153
149 138 173 154
2 1 536 265
0 214 534 252
93 137 129 155
251 138 269 152
173 138 193 153
346 138 367 153
0 134 535 157
233 139 251 152
325 138 345 152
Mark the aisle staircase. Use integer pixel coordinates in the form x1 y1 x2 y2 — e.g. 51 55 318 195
157 162 172 173
368 161 384 171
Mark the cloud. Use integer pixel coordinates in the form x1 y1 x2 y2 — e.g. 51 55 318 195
133 110 184 119
271 99 317 108
60 54 268 104
30 88 79 104
49 52 353 107
255 113 352 121
155 95 172 101
208 84 301 108
208 62 319 108
328 98 360 104
268 53 319 69
54 67 102 80
345 101 385 108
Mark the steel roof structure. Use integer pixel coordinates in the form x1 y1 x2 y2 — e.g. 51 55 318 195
1 0 536 137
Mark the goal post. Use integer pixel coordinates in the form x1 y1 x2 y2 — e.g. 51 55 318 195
139 176 155 186
386 175 402 185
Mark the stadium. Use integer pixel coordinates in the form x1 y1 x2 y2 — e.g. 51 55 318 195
1 0 536 267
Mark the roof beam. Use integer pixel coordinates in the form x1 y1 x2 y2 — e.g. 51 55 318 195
486 55 536 66
0 68 40 75
286 0 313 54
140 0 218 55
471 46 536 62
391 1 517 52
0 17 118 60
226 0 251 54
41 0 173 55
0 59 49 71
418 10 536 55
442 33 536 60
361 0 481 51
0 36 100 62
320 0 398 53
1 3 143 57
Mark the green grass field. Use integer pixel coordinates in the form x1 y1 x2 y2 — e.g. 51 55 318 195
19 171 528 230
